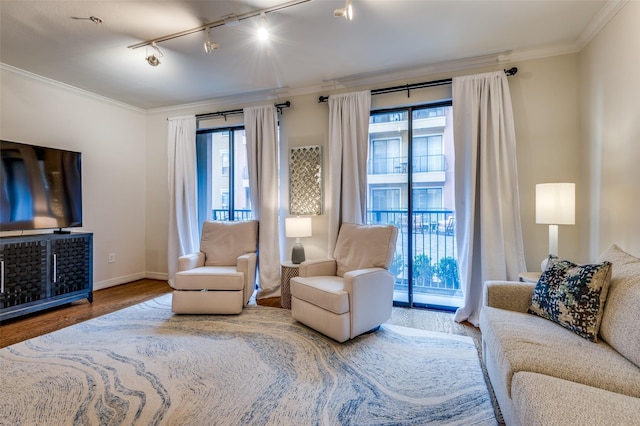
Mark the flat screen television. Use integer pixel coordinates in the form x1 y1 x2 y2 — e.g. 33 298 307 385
0 140 82 232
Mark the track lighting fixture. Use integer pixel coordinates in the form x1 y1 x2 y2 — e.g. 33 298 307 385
128 0 311 51
128 0 313 66
334 0 353 20
146 42 163 66
204 28 220 53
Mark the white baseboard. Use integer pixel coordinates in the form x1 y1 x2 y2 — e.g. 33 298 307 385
93 271 169 291
145 271 169 281
94 273 146 291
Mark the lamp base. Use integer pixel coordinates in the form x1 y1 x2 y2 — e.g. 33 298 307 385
291 243 305 264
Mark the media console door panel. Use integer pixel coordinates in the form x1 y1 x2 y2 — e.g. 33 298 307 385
50 235 92 298
0 240 48 309
0 233 93 321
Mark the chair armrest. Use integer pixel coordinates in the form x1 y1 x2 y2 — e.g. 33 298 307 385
343 268 394 337
178 252 205 272
299 258 337 277
483 280 536 313
237 252 257 304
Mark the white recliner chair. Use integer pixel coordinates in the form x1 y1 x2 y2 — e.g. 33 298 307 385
290 223 398 342
172 220 258 315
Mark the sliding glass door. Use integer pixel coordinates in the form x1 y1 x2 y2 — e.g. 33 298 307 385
367 102 461 310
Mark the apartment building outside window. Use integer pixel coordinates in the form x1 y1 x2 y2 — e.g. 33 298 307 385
195 127 253 233
367 102 460 310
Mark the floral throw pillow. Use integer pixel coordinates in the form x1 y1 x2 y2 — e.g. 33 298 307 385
528 255 612 342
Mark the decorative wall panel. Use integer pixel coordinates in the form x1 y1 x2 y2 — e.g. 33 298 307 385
289 145 322 215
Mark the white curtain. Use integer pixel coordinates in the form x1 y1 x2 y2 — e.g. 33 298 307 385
167 115 199 287
327 90 371 254
244 105 281 299
452 71 526 326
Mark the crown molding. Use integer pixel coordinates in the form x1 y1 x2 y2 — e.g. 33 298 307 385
0 63 145 114
146 87 294 115
317 52 508 93
497 43 581 63
575 0 628 49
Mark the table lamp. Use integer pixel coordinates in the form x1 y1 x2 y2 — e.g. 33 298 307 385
536 183 575 269
285 217 312 264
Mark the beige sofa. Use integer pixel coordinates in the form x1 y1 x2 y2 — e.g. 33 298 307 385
480 244 640 426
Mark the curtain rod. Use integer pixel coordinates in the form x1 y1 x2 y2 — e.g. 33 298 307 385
195 101 291 122
318 67 518 103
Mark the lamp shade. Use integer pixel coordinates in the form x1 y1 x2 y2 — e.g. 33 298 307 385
536 183 575 225
285 217 312 238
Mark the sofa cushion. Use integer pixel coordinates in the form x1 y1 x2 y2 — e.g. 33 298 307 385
528 255 612 341
480 306 640 399
200 220 258 266
512 372 640 426
597 244 640 367
333 223 398 277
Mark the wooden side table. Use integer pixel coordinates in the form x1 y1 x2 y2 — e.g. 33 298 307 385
281 261 300 309
519 271 542 283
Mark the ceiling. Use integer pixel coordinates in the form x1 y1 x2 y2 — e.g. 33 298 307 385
0 0 617 110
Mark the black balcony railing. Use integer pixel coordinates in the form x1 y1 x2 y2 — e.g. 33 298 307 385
369 154 447 175
212 209 253 221
211 208 459 294
368 209 459 294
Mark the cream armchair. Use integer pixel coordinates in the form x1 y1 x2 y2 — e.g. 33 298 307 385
290 223 398 342
172 220 258 315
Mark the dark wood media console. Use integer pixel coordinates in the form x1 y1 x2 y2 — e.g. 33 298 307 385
0 232 93 322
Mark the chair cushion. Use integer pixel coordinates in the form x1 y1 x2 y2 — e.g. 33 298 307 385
174 266 244 291
597 244 640 367
290 276 349 315
528 255 612 342
201 220 258 266
333 223 398 277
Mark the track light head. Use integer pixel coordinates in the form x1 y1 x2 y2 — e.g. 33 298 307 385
204 28 220 53
146 42 163 66
334 0 353 20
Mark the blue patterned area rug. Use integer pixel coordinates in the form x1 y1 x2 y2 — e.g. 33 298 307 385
0 294 496 425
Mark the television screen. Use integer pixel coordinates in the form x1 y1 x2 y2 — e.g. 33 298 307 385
0 140 82 231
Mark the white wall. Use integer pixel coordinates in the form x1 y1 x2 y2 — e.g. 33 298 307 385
0 67 148 289
143 55 586 277
579 1 640 260
2 50 591 286
509 54 583 268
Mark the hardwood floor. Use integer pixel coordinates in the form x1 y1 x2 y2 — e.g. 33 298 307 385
0 279 172 348
1 279 480 349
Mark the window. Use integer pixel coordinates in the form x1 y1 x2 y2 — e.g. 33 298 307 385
221 190 229 209
371 188 401 210
371 138 401 174
412 187 442 210
413 135 445 173
220 151 229 176
196 127 253 229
